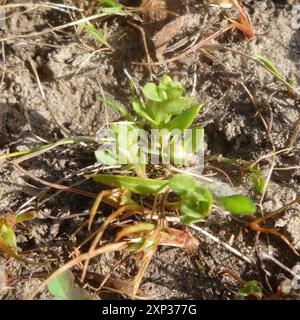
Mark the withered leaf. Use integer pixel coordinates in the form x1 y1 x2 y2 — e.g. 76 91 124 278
152 15 185 61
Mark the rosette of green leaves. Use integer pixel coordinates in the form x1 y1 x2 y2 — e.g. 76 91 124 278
133 75 197 128
134 76 204 166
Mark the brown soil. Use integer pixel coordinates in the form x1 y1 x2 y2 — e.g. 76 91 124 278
0 0 299 300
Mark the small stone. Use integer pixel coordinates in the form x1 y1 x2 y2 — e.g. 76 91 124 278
280 278 292 295
219 229 226 237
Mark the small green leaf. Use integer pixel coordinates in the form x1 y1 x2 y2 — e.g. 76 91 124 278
238 280 263 298
161 97 194 114
162 104 203 131
181 215 202 225
97 0 124 14
160 75 185 99
136 75 202 128
180 185 213 221
48 270 90 300
161 74 173 86
132 98 157 125
256 55 299 93
194 259 207 277
99 0 122 8
249 164 266 194
0 224 17 252
251 175 265 194
84 23 106 44
256 55 285 81
93 174 169 194
131 164 146 179
142 83 162 102
220 194 256 215
169 174 196 195
170 175 213 224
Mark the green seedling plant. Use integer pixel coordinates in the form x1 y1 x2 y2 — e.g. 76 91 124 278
1 75 258 300
78 76 257 297
134 75 196 128
130 75 202 131
96 75 204 174
93 173 256 225
79 1 125 50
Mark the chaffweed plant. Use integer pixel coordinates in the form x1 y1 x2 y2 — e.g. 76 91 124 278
1 75 257 299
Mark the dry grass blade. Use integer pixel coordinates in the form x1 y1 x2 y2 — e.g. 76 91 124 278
14 164 97 199
249 195 300 256
285 117 300 149
81 204 141 281
250 222 299 256
0 13 111 42
189 224 254 265
132 243 158 299
115 223 156 242
0 3 82 11
261 252 300 282
230 0 255 39
88 190 112 231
